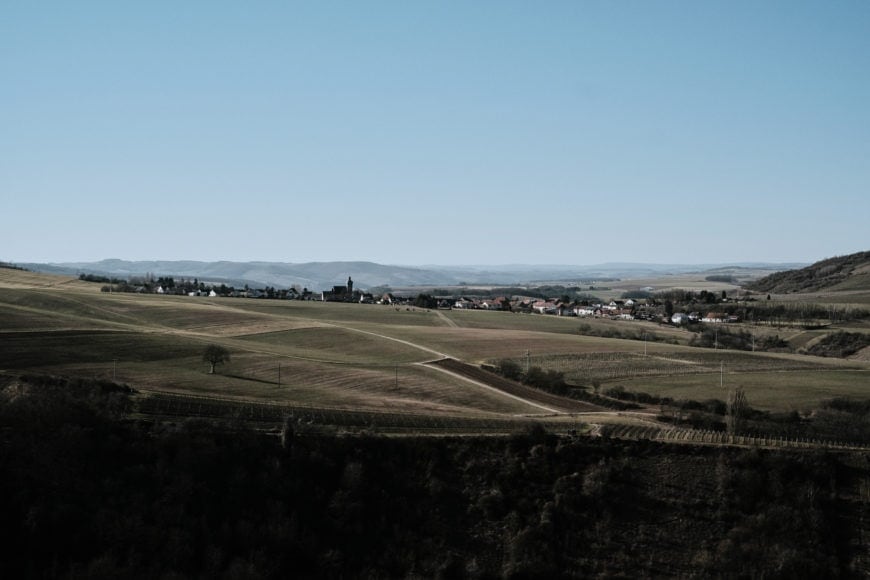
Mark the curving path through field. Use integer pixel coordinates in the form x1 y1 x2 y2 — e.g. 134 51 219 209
434 309 460 328
423 361 562 414
335 324 451 359
305 323 614 416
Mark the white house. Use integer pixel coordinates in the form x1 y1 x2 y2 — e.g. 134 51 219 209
671 312 688 325
574 305 596 316
532 300 557 314
702 312 726 323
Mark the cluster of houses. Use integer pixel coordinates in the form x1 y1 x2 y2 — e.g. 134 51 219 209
157 286 219 298
530 298 644 319
671 312 741 325
447 296 648 318
130 273 743 326
450 295 741 325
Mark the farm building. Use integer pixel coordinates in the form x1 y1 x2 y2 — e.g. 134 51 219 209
702 312 726 323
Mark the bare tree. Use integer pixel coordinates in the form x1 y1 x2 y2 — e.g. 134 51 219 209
726 386 748 437
203 344 230 374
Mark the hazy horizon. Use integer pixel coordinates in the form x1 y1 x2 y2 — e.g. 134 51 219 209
11 256 810 270
3 2 869 266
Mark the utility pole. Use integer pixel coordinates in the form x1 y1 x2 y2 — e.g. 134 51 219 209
714 328 718 350
643 332 647 356
526 349 531 374
720 362 724 389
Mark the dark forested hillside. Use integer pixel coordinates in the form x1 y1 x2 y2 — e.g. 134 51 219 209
747 250 870 293
2 375 868 578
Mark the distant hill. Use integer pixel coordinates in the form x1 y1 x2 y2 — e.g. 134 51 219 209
16 259 804 291
16 260 457 291
746 251 870 293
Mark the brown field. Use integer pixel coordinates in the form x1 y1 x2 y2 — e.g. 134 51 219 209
2 267 869 422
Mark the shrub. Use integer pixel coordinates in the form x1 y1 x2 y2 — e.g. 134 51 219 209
807 331 870 358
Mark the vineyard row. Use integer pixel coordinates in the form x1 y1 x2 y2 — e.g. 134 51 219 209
599 423 870 451
134 392 582 434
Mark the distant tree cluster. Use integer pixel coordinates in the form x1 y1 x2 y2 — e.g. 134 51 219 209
807 331 870 358
656 289 726 305
87 273 316 300
747 250 870 293
79 273 125 284
430 285 601 303
704 275 737 283
619 290 653 300
0 262 28 271
655 289 869 325
577 324 673 344
413 293 438 309
495 359 570 395
490 359 634 409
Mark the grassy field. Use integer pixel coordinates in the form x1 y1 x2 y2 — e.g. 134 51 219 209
611 369 870 411
2 267 869 421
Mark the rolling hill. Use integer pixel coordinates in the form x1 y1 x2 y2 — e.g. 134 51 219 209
747 250 870 293
4 267 869 580
14 258 803 291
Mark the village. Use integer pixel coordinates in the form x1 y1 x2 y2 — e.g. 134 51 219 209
315 276 741 326
86 272 744 327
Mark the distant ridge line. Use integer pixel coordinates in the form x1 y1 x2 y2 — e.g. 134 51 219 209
14 258 807 291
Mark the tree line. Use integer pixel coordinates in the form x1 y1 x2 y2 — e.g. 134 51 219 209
80 273 316 300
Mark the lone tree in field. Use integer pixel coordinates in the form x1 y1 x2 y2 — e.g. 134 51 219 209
203 344 230 374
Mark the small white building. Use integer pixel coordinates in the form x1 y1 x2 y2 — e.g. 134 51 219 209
532 300 557 314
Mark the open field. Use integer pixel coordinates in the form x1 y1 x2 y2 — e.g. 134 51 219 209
2 268 870 426
768 289 870 306
590 273 744 301
612 369 870 411
436 308 691 340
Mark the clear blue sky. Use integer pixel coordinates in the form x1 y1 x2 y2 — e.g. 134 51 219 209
2 1 868 266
